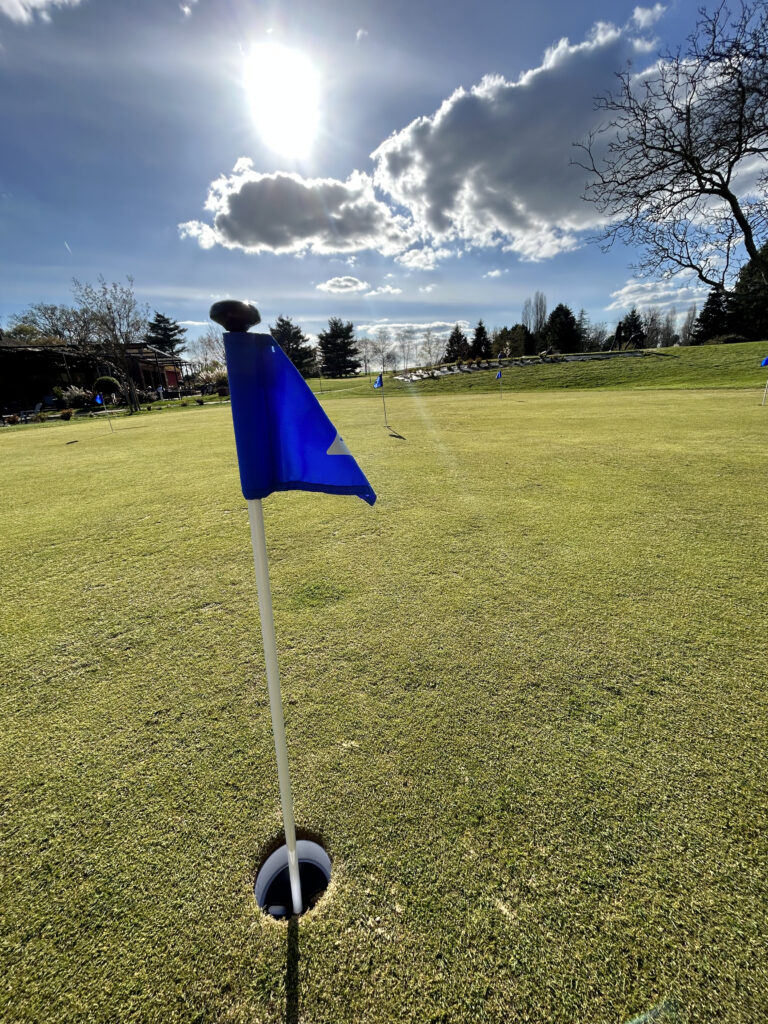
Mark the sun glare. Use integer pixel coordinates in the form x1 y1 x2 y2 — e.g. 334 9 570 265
244 43 320 158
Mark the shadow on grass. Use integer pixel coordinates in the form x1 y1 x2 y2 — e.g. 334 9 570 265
386 425 406 440
286 916 299 1024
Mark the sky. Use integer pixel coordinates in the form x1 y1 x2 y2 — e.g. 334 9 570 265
0 0 715 345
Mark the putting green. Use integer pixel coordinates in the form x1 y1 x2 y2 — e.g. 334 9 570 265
1 390 766 1023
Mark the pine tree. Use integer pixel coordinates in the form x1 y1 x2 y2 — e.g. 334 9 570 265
730 242 768 340
317 317 360 377
270 315 315 376
144 311 187 355
544 304 580 353
691 287 731 344
444 324 469 362
469 319 492 359
621 307 646 348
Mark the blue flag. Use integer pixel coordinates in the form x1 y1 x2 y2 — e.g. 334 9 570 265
94 393 104 405
224 332 376 505
761 356 768 367
373 373 383 389
496 370 502 379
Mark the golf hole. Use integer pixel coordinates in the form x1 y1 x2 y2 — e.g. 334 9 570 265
255 838 331 920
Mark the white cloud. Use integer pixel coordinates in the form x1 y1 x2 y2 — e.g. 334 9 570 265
605 277 707 313
316 276 370 293
355 28 368 42
0 0 80 22
395 246 452 270
372 18 659 260
366 285 402 297
180 160 415 257
483 269 506 278
358 319 469 339
183 15 664 266
419 284 436 293
632 5 665 30
179 320 209 327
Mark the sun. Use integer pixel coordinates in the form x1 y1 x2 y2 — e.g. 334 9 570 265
244 43 320 159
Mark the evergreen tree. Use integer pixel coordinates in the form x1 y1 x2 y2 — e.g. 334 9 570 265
144 311 187 355
544 304 580 353
270 315 315 376
444 323 469 362
730 242 768 340
317 317 360 377
492 324 528 358
691 287 731 344
621 307 646 348
469 319 492 359
576 309 589 352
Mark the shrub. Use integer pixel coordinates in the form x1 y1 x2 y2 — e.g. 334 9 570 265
195 398 204 406
706 334 749 346
34 412 47 423
60 409 73 421
61 385 91 409
7 414 19 425
93 375 122 396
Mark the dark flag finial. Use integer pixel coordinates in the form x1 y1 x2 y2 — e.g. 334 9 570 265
209 300 261 333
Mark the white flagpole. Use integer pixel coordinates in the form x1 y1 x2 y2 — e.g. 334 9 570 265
762 375 768 406
247 497 303 916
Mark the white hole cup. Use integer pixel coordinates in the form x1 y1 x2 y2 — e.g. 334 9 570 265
255 840 332 915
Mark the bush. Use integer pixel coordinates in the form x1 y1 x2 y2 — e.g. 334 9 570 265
60 409 73 421
195 398 204 406
61 385 91 409
7 414 19 425
34 412 47 423
93 375 122 396
706 334 750 346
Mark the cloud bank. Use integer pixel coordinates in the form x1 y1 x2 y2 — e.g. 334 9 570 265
182 16 662 264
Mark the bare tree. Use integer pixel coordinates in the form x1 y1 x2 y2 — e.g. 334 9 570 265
71 276 149 411
396 327 416 370
679 303 698 345
370 328 393 372
533 291 547 336
577 2 768 290
660 308 678 347
642 307 663 348
586 321 610 350
521 298 533 333
420 328 446 366
187 323 226 370
357 335 373 376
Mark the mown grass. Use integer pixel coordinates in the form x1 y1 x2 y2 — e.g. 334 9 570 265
1 390 766 1023
310 339 768 397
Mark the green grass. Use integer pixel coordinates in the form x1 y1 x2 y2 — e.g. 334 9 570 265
1 391 767 1023
311 339 768 397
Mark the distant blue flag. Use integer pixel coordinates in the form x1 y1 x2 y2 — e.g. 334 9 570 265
761 356 768 367
224 332 376 506
94 393 103 405
496 370 502 379
373 373 383 389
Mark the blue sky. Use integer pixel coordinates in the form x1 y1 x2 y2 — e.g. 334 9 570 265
0 0 712 344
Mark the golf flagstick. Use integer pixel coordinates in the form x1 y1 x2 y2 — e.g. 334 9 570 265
762 376 768 406
247 497 302 916
213 298 375 920
373 372 388 427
